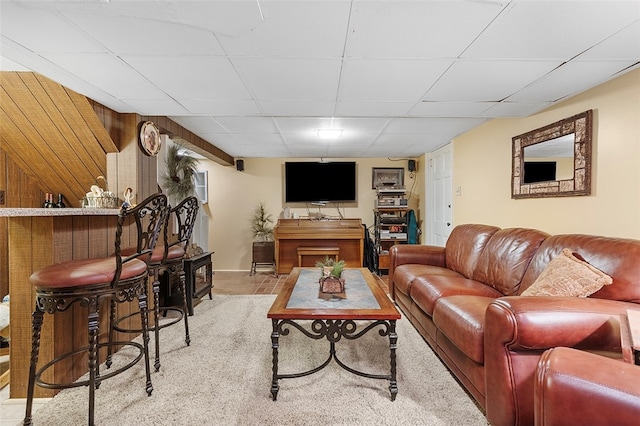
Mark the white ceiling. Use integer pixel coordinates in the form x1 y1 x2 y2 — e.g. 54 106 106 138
1 0 639 159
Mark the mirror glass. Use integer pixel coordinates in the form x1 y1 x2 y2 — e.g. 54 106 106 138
512 110 592 199
523 134 574 183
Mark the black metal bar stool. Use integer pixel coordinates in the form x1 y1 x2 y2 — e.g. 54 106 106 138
23 193 168 426
112 196 199 371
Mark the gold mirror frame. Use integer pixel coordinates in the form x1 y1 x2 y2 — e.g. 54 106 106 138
512 110 592 199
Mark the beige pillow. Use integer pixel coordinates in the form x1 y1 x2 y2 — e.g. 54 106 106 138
522 248 613 297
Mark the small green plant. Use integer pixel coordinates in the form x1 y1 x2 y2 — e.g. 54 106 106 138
315 256 346 278
251 201 274 241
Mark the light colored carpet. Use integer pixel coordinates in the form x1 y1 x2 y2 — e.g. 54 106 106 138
28 295 488 425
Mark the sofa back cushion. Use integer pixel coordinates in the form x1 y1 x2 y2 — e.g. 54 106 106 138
519 234 640 303
445 224 500 279
472 228 549 295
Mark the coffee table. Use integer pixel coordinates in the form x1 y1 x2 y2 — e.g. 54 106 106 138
267 267 401 401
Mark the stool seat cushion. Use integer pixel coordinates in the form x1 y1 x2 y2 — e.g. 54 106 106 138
29 257 148 289
121 245 185 264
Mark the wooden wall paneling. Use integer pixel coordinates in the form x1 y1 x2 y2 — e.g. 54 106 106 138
51 217 78 388
24 73 105 182
0 151 7 299
89 100 121 151
0 100 61 196
0 84 85 203
9 217 55 398
0 216 6 300
19 166 43 208
62 83 118 155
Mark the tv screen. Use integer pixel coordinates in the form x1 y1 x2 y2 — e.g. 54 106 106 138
285 162 357 203
524 161 556 183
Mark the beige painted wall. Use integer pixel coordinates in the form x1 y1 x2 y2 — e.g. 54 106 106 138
453 68 640 238
197 157 421 270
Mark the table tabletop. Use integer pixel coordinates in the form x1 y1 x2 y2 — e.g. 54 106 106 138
267 267 400 321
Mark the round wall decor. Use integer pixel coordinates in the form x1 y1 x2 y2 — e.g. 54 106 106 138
139 121 161 156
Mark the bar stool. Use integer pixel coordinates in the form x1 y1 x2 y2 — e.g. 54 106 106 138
111 196 199 371
23 193 168 426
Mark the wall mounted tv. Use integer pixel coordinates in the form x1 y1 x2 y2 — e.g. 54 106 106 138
285 161 357 203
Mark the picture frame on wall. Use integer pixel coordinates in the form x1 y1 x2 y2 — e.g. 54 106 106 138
372 167 404 189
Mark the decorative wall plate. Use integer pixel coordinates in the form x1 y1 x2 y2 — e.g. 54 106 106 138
139 121 161 156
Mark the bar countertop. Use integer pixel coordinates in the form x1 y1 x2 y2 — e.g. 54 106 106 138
0 208 120 217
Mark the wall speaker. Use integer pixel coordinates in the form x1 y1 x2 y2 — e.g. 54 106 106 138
236 159 244 171
408 159 416 172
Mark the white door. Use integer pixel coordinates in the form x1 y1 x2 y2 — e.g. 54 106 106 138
426 144 453 246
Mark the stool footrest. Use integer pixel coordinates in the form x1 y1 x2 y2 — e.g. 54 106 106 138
34 341 144 390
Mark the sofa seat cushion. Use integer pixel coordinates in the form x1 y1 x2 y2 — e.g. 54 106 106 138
410 275 502 317
394 264 463 296
433 295 496 364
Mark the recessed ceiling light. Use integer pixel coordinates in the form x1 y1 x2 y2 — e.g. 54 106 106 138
317 129 343 139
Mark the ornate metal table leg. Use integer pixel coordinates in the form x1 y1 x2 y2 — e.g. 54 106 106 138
270 319 280 401
388 320 398 401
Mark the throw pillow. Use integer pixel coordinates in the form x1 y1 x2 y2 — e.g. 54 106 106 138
522 248 613 297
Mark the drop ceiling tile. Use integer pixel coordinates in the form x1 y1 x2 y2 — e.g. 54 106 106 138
171 117 229 134
0 2 106 53
233 57 342 101
123 99 190 115
39 53 166 100
335 102 414 117
0 55 29 70
480 101 553 117
219 1 351 57
463 1 640 60
230 133 285 147
382 118 450 134
578 20 640 60
257 100 335 117
437 118 490 136
215 117 279 134
328 118 389 134
178 99 261 115
123 55 251 100
65 12 226 55
373 133 431 146
339 58 453 102
423 60 560 102
274 117 337 134
408 102 495 117
326 144 374 157
346 0 503 58
508 60 638 103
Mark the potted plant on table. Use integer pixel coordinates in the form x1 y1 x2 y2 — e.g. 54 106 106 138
316 256 346 294
250 201 276 276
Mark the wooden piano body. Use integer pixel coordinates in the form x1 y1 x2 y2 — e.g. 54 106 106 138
274 218 364 274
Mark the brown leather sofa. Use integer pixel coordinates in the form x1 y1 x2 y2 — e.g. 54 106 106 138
389 224 640 426
535 347 640 426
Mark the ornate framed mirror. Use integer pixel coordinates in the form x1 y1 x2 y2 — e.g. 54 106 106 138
512 110 592 199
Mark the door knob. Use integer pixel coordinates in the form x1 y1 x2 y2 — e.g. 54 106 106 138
447 222 451 226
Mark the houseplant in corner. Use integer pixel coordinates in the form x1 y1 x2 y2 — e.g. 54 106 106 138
250 201 276 276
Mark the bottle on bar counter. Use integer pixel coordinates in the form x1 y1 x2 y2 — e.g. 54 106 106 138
42 193 53 208
56 193 66 208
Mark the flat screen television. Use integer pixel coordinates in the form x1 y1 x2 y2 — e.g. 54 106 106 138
285 161 357 203
524 161 556 183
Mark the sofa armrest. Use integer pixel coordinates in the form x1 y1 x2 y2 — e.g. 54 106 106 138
388 245 446 298
485 296 637 426
535 347 640 426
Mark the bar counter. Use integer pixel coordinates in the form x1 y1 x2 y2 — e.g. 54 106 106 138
3 207 139 399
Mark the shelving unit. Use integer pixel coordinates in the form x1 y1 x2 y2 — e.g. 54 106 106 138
374 187 408 273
